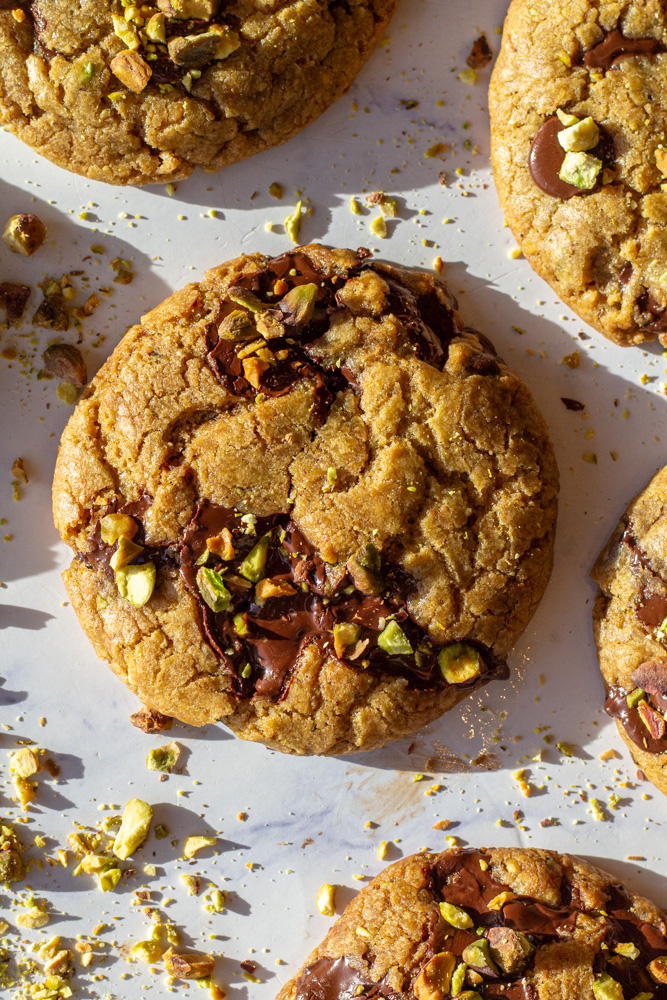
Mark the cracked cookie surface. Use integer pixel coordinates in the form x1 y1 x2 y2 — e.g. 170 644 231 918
489 0 667 347
52 243 558 756
278 847 667 1000
0 0 395 185
592 465 667 795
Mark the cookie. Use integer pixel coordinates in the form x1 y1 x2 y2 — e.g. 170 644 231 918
52 243 558 756
278 847 667 1000
489 0 667 348
592 465 667 795
0 0 395 185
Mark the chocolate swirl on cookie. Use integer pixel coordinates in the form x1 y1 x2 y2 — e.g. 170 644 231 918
583 28 666 71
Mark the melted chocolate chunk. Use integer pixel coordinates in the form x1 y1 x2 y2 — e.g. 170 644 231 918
604 684 667 755
622 529 667 628
637 289 667 333
294 957 400 1000
619 263 633 287
204 249 474 422
528 116 614 199
178 501 507 701
583 28 666 70
429 849 667 999
82 491 172 576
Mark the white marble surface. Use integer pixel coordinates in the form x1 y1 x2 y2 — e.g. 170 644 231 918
2 0 667 997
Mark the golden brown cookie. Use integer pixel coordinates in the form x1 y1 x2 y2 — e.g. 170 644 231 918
52 244 558 755
0 0 395 185
592 465 667 795
489 0 667 347
279 847 667 1000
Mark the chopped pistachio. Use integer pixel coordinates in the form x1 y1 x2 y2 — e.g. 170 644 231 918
347 542 383 595
17 904 50 929
233 613 249 636
11 746 42 777
614 943 640 960
3 213 47 256
316 883 336 916
183 834 217 859
461 939 498 976
648 957 667 984
451 962 467 996
414 952 456 1000
207 528 235 560
626 687 645 709
163 946 215 980
279 282 318 327
167 25 240 68
196 567 231 613
377 620 413 656
438 643 482 684
113 798 153 860
110 50 152 92
145 11 166 43
146 741 180 774
255 577 297 600
109 534 144 571
487 891 515 910
370 214 387 238
14 773 36 810
593 973 624 1000
333 622 361 658
115 562 156 607
228 286 264 312
210 888 226 912
439 901 473 929
99 867 122 892
100 513 138 545
239 533 270 583
284 201 303 243
269 182 283 199
111 13 140 49
130 939 163 963
556 108 580 127
43 344 86 385
557 116 600 153
558 150 602 189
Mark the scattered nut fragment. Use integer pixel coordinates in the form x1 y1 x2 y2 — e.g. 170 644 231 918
163 946 215 980
461 939 498 977
638 700 666 740
183 834 217 859
439 901 473 929
648 957 667 984
42 343 87 387
167 25 240 68
113 798 153 860
110 50 152 93
17 903 50 929
467 34 492 69
14 774 36 810
33 280 70 331
316 883 336 916
74 291 100 321
346 543 383 595
131 939 163 964
0 823 25 881
486 927 534 975
3 213 47 256
414 951 456 1000
110 256 134 284
11 746 41 777
130 706 173 733
11 458 28 485
632 659 667 696
146 741 181 773
255 577 297 601
0 281 30 324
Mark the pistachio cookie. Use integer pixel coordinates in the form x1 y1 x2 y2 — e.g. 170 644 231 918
592 465 667 795
278 847 667 1000
52 244 558 756
489 0 667 348
0 0 395 185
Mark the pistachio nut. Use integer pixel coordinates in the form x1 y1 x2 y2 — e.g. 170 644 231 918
438 643 482 684
196 567 231 613
113 798 153 860
115 562 156 607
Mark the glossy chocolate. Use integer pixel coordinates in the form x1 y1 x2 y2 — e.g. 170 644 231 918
528 116 614 199
604 684 667 755
294 957 400 1000
637 289 667 333
584 28 665 70
179 501 507 702
83 491 158 575
622 529 667 629
431 849 667 998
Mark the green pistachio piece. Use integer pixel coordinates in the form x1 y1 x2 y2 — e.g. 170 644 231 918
233 613 249 636
155 824 169 840
461 939 498 977
100 513 138 545
439 901 474 929
238 533 270 583
110 534 144 571
111 13 140 50
438 643 482 684
145 12 166 43
333 622 362 658
615 943 640 960
451 963 467 997
99 867 122 892
196 567 231 613
346 543 384 595
146 741 180 774
218 309 256 340
0 846 24 882
377 620 413 656
556 108 579 127
593 974 625 1000
115 562 156 608
558 151 602 189
284 201 302 244
269 182 283 199
113 798 153 860
278 283 318 327
557 116 599 153
227 287 264 313
626 687 646 709
130 939 163 963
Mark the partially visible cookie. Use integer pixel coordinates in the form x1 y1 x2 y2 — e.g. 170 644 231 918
278 847 667 1000
489 0 667 347
592 466 667 795
52 243 557 756
0 0 395 185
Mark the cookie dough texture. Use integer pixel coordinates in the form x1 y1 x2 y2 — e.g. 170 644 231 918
489 0 667 347
592 465 667 794
0 0 395 185
53 244 557 756
278 847 667 1000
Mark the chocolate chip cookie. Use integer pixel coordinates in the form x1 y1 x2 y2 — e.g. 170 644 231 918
279 847 667 1000
52 244 558 756
0 0 395 185
489 0 667 347
592 465 667 794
